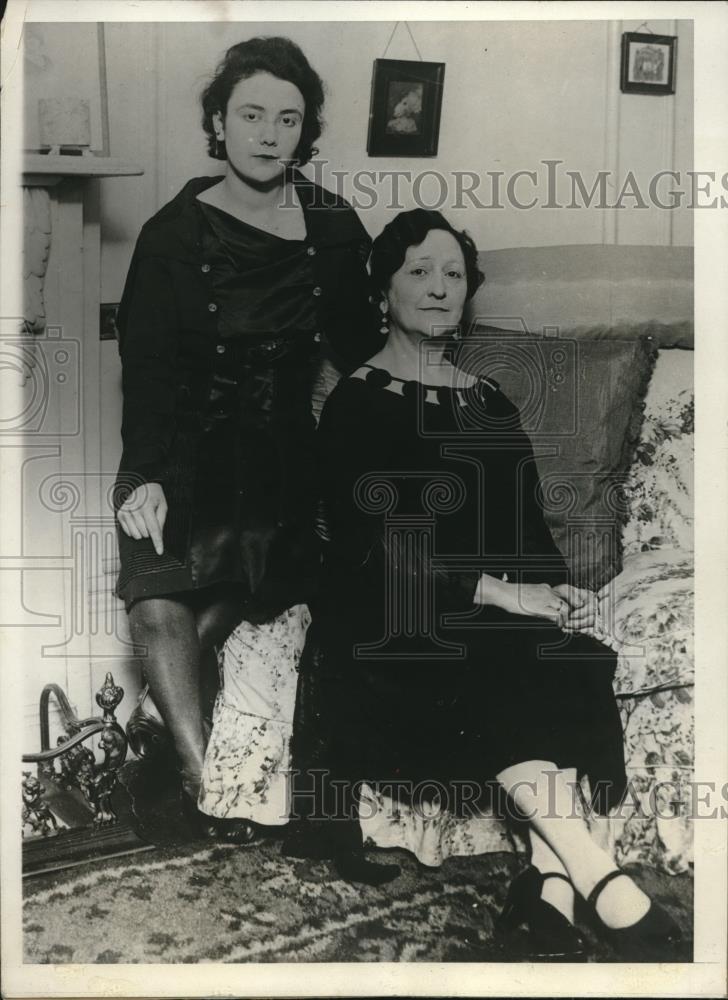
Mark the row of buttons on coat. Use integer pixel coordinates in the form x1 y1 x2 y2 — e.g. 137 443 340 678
201 244 315 274
207 290 321 313
203 257 324 351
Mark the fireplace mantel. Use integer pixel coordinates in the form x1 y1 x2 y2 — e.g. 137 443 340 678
23 154 143 187
22 157 144 332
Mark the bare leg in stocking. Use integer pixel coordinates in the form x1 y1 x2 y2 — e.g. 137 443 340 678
128 596 206 797
128 584 247 799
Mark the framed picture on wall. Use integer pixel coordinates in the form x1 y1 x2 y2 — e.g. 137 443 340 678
367 58 445 156
620 32 677 95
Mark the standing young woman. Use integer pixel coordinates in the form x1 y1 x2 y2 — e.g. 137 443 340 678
114 37 376 839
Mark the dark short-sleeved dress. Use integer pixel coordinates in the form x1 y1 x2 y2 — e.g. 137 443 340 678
292 366 628 821
115 200 322 620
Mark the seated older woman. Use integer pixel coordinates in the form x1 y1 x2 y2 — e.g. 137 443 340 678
289 208 682 963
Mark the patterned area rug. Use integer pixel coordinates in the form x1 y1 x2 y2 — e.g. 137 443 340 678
23 841 693 964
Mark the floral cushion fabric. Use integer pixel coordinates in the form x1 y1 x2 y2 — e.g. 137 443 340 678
198 605 311 826
622 349 693 556
593 349 694 873
599 549 694 694
591 549 694 873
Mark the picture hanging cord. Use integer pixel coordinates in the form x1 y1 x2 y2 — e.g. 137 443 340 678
381 21 424 61
634 22 656 34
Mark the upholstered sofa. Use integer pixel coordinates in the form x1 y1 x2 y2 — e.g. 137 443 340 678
469 244 694 876
353 245 695 873
125 244 695 878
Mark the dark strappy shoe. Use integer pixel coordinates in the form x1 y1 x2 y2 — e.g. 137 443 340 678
496 865 587 962
586 869 682 962
179 783 265 846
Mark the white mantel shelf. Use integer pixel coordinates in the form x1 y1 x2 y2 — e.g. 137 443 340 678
23 154 144 184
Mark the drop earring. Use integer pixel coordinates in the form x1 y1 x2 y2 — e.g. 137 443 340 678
379 303 390 336
213 116 224 157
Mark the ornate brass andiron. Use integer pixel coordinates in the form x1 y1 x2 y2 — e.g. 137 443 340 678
22 672 128 836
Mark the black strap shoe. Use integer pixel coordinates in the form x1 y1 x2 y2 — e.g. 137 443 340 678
586 869 682 962
497 865 588 962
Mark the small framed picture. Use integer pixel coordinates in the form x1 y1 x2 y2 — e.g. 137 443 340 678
620 32 677 95
367 58 445 157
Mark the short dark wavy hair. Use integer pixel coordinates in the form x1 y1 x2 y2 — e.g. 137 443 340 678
370 209 484 302
200 36 325 165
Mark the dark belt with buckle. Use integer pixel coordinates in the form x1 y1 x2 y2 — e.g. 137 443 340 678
216 333 318 367
199 332 319 431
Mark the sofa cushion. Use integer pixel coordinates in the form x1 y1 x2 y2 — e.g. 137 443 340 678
458 334 657 589
467 245 693 349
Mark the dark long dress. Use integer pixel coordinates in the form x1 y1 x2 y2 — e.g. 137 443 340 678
116 201 322 619
291 365 627 831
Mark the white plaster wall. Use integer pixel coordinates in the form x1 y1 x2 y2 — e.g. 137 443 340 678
99 17 694 306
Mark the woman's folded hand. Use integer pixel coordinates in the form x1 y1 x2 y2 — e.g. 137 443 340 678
550 583 599 634
473 574 570 625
